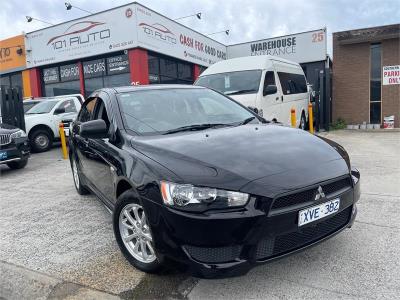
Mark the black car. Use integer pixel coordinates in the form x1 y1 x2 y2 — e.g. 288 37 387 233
0 123 30 169
69 85 360 277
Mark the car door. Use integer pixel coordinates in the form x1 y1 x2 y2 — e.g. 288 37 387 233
259 70 282 122
53 99 78 137
83 97 118 203
74 98 98 181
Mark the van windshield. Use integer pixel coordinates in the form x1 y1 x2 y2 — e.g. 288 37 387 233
196 70 262 95
26 100 58 114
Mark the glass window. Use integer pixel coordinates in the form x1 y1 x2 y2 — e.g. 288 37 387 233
26 100 59 114
78 98 97 122
264 71 275 87
370 43 381 124
277 72 307 95
370 102 381 124
93 100 110 129
103 73 130 88
196 70 262 95
85 77 104 97
148 53 194 84
117 88 256 135
58 99 77 113
178 63 192 81
45 81 80 96
148 55 159 75
160 58 177 78
0 75 11 87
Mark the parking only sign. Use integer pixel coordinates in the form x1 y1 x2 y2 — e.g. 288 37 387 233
383 65 400 85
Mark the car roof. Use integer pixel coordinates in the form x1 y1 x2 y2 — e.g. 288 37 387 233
110 84 206 94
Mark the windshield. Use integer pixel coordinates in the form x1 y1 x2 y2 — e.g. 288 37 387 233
196 70 262 95
23 102 39 113
117 88 257 135
26 100 58 114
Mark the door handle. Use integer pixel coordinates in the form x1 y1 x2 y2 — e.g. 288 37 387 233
281 96 284 101
275 97 279 101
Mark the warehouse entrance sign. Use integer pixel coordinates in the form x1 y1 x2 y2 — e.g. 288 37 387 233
227 29 327 64
383 65 400 85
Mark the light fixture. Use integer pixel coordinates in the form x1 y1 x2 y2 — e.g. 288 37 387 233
64 2 92 14
26 16 54 25
174 12 202 21
206 29 230 36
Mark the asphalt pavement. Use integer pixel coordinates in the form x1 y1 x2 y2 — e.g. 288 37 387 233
0 130 399 299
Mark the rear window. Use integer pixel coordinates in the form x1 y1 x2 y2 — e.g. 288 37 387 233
278 72 307 95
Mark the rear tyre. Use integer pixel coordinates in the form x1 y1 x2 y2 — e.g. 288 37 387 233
30 129 53 152
7 158 28 169
299 113 307 130
70 156 89 195
113 190 163 273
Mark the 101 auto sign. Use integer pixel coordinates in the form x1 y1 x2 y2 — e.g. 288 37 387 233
135 4 226 66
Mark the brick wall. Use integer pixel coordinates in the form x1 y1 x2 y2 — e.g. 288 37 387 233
332 37 370 125
382 38 400 128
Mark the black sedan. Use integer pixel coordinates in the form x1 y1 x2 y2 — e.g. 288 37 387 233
0 123 30 169
69 85 360 277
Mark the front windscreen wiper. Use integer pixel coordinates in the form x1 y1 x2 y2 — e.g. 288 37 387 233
224 89 256 95
237 116 256 126
163 123 231 135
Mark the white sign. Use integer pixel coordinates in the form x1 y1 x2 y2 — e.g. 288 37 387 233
135 4 226 66
25 5 137 68
227 29 327 63
383 65 400 85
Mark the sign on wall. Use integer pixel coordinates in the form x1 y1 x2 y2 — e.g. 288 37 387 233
106 54 129 75
135 4 226 66
83 59 106 78
227 29 327 63
42 67 59 83
60 63 80 81
383 65 400 85
0 35 26 74
25 5 137 68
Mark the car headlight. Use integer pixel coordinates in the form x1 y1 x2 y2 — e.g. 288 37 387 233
10 129 27 140
160 181 249 210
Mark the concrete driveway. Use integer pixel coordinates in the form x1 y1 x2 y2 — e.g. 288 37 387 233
1 130 399 299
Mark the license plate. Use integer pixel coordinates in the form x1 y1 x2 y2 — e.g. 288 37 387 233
298 198 340 226
0 151 7 161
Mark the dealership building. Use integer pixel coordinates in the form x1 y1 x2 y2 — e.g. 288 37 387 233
333 24 400 127
1 2 398 127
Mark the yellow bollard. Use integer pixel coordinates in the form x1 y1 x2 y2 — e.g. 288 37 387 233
290 108 296 127
59 123 68 159
308 103 314 134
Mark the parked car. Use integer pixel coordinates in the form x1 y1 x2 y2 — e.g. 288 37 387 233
25 96 82 152
0 122 30 169
23 99 41 113
69 85 360 277
195 55 310 129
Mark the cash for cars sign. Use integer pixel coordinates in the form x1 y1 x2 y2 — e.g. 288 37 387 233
383 65 400 85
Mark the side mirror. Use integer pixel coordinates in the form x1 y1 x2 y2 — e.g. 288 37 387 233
54 107 66 115
247 106 258 114
79 119 108 139
263 84 277 96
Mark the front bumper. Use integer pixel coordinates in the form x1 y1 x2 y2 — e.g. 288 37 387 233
144 174 360 278
0 137 30 165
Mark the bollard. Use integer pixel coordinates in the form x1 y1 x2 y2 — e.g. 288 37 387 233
59 123 68 159
290 108 296 127
308 103 314 134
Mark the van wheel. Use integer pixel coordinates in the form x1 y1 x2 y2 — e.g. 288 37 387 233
30 129 53 152
299 113 307 130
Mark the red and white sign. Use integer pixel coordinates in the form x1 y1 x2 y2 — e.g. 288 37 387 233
383 65 400 85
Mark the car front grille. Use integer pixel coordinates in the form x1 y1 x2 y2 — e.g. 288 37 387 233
256 206 352 260
0 133 12 146
183 245 242 263
271 177 352 210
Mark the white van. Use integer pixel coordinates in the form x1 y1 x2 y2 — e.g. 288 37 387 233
195 55 309 129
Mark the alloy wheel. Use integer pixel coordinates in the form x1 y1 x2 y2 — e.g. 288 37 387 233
119 203 156 264
35 134 49 149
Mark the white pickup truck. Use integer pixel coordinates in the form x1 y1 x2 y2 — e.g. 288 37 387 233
25 95 83 152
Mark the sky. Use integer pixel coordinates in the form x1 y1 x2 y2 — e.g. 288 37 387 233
0 0 399 55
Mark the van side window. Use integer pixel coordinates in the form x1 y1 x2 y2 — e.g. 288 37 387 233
278 72 307 95
264 71 275 87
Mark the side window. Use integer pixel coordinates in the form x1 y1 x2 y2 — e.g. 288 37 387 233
264 71 275 87
278 72 307 95
59 99 77 113
93 99 110 129
78 98 97 122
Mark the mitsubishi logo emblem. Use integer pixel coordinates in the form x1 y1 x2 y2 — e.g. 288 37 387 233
315 186 325 201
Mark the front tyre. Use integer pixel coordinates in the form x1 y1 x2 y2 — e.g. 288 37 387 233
7 158 28 169
113 190 163 273
299 112 307 130
30 129 53 152
70 156 89 195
